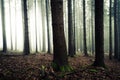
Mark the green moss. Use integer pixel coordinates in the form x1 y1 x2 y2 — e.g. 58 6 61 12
51 62 73 72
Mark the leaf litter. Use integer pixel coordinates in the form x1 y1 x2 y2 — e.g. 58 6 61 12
0 54 120 80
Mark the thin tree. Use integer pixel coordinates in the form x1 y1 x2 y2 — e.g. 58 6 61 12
93 0 105 67
1 0 7 53
68 0 75 57
114 0 118 59
118 0 120 61
83 0 88 56
46 0 51 53
51 0 69 71
23 0 30 55
91 0 95 54
41 0 46 52
109 0 112 60
34 0 38 53
9 0 13 50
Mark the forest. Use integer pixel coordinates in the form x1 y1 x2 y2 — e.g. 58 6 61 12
0 0 120 80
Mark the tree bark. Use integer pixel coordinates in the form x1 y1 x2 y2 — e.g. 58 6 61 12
93 0 105 67
68 0 75 57
114 0 119 59
91 0 95 54
109 0 112 60
83 0 88 56
1 0 7 53
118 0 120 61
23 0 30 55
46 0 51 53
51 0 68 70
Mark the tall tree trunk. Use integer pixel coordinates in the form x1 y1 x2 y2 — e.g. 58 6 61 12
1 0 7 53
114 0 119 59
109 0 112 60
68 0 75 57
73 0 76 55
41 0 46 52
93 0 105 67
34 0 38 53
23 0 30 55
46 0 51 53
9 0 13 50
51 0 68 71
118 0 120 61
15 0 17 51
83 0 88 56
91 0 95 54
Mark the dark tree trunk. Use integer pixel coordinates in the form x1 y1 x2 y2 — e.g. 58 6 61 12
68 0 75 57
83 0 88 56
91 0 95 54
23 0 30 55
73 0 76 55
46 0 51 53
118 0 120 61
51 0 68 70
114 0 119 59
93 0 105 67
1 0 7 53
109 0 112 60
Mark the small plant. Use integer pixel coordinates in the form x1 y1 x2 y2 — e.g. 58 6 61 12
40 65 46 77
89 69 98 73
51 62 73 72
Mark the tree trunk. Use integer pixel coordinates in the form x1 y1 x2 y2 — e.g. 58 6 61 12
9 0 13 50
51 0 68 70
23 0 30 55
1 0 7 53
68 0 75 57
41 0 46 52
109 0 112 60
34 0 38 53
93 0 105 67
118 0 120 61
91 0 95 54
83 0 88 56
46 0 51 54
114 0 119 59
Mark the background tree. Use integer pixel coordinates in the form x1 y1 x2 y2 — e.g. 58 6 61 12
109 0 112 60
23 0 30 55
1 0 7 53
118 0 120 60
83 0 88 56
114 0 119 59
91 0 95 54
68 0 75 57
34 0 38 53
41 0 47 52
51 0 68 71
46 0 51 53
9 0 13 50
93 0 105 67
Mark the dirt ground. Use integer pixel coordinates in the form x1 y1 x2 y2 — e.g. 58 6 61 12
0 54 120 80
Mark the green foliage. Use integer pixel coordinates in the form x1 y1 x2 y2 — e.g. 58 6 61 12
60 65 73 72
51 62 73 72
40 65 46 77
51 62 58 71
89 69 98 72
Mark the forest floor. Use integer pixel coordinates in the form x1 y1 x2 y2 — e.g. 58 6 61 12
0 53 120 80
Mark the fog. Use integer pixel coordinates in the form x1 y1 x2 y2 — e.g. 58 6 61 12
0 0 114 54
